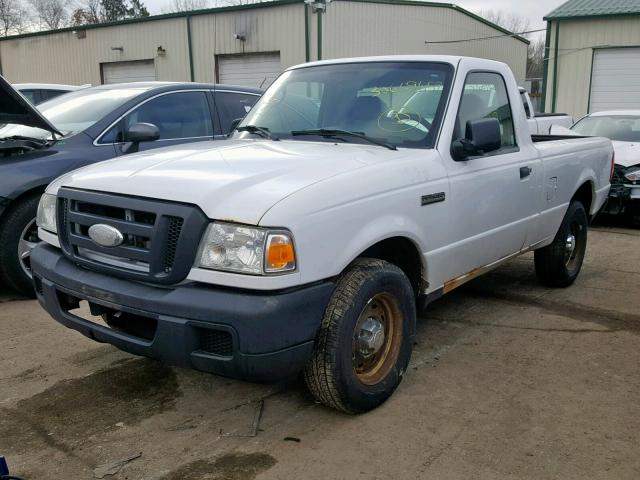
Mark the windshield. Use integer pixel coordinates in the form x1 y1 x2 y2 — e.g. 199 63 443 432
572 115 640 142
236 61 454 149
0 87 146 140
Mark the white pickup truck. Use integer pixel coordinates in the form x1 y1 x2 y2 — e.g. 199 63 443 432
519 87 574 134
31 56 613 413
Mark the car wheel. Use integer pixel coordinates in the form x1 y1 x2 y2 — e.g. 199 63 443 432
534 200 588 288
0 194 41 297
304 258 416 413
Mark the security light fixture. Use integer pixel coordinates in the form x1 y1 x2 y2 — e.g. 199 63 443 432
305 0 331 13
111 46 124 52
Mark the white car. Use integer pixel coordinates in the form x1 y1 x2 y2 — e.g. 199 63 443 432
31 56 613 413
570 111 640 221
13 83 89 105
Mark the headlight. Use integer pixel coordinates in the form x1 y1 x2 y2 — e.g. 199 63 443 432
36 193 57 234
196 222 296 275
624 168 640 182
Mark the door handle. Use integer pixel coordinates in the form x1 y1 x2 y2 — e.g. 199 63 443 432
520 166 532 179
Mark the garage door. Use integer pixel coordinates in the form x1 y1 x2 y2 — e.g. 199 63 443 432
590 48 640 112
217 53 281 89
102 60 156 84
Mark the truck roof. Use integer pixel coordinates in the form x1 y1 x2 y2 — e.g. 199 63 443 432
288 55 507 71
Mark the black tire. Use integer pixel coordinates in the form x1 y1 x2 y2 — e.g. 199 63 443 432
304 258 416 413
0 194 41 297
534 200 588 288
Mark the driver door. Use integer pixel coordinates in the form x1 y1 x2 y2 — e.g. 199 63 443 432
437 71 541 284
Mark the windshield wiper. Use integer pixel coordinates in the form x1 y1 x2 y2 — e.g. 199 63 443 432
291 129 397 151
236 125 279 141
0 135 49 144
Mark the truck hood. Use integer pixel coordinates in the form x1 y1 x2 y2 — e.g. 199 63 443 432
0 74 62 136
611 140 640 168
50 139 406 224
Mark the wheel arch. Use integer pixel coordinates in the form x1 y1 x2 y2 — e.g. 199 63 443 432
0 185 46 225
353 235 426 299
571 180 595 216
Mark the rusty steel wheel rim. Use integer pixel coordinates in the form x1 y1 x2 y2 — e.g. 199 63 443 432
352 292 403 385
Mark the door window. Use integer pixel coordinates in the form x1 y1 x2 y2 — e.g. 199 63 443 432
454 72 516 151
214 91 259 134
42 90 68 102
102 91 213 143
20 90 38 104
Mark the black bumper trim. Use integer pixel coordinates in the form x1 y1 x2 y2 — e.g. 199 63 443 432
32 244 334 382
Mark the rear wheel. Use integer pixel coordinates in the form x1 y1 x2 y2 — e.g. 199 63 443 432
534 200 588 288
304 258 416 413
0 194 41 297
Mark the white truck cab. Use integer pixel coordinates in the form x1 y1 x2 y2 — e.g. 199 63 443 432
32 56 613 413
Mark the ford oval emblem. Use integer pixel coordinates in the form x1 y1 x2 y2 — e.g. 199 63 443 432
88 224 124 248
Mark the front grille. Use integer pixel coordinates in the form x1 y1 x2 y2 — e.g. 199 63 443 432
197 328 233 357
57 188 207 285
163 217 184 273
610 165 631 200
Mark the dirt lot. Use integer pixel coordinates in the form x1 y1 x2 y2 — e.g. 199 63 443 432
1 223 639 480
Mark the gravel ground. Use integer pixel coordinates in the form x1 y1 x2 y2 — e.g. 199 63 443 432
1 222 639 480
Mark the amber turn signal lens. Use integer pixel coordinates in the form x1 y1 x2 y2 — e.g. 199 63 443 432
265 234 296 272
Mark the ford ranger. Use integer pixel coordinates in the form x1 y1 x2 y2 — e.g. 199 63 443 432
31 56 613 413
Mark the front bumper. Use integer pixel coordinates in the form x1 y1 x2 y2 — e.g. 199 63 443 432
31 244 335 382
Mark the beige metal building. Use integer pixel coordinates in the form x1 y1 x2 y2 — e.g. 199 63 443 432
0 0 528 89
543 0 640 118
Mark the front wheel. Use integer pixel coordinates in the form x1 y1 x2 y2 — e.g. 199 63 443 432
0 194 41 297
304 258 416 413
534 200 588 288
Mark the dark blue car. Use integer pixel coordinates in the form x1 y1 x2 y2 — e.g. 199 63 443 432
0 77 261 295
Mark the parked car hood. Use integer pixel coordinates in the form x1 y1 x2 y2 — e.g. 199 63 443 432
611 140 640 168
48 139 408 224
0 75 62 136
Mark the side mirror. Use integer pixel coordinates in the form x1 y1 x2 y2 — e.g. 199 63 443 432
451 118 502 161
227 118 243 136
121 122 160 153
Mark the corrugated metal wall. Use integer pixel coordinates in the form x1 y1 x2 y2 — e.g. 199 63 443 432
544 16 640 118
0 17 189 85
0 1 526 87
319 2 527 82
190 3 305 83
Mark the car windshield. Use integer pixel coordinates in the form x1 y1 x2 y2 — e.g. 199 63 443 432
572 115 640 142
0 87 146 140
235 61 454 149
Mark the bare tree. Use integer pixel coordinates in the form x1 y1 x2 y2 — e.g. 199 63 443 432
164 0 209 12
0 0 27 36
479 10 532 36
70 0 101 25
479 10 545 80
526 36 545 78
30 0 70 30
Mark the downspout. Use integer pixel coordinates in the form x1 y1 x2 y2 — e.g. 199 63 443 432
540 21 552 112
186 15 195 82
551 20 560 113
304 4 310 62
317 10 322 61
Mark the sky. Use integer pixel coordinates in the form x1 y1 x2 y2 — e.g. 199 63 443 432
142 0 566 33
